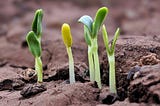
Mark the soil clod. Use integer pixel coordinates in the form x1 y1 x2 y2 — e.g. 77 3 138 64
0 79 13 91
102 93 119 105
20 83 47 98
12 79 25 90
128 83 149 103
128 64 160 103
0 79 25 91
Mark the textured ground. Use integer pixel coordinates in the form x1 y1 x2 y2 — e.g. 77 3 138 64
0 0 160 106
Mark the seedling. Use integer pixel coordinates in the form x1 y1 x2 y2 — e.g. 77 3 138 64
26 9 43 83
61 23 75 84
78 7 108 88
102 25 120 94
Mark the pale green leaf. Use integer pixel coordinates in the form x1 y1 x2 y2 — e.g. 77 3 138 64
78 15 93 33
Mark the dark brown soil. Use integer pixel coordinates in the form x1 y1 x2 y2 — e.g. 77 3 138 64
20 83 47 98
0 0 160 106
128 64 160 104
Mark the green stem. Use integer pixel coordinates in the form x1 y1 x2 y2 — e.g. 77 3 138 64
88 46 95 81
92 38 101 89
108 53 117 94
67 47 75 84
35 57 43 83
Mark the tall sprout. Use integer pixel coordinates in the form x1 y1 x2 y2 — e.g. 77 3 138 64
78 7 108 88
26 9 43 83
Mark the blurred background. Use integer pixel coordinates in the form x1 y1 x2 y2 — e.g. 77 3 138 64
0 0 160 67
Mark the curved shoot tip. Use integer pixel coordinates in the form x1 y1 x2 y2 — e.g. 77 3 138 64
98 7 109 13
36 9 43 17
61 23 73 48
116 28 120 34
78 15 93 23
78 15 93 33
36 9 43 13
114 28 120 41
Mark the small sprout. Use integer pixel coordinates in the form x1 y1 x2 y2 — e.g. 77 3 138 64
102 24 120 94
78 7 108 88
26 9 43 83
61 23 75 84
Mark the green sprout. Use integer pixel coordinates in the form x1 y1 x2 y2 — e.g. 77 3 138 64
78 7 108 88
26 9 43 83
61 23 75 84
102 25 120 94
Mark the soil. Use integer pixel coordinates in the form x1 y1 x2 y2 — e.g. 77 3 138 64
0 0 160 106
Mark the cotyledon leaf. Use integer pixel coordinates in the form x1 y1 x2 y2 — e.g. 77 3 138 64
26 31 42 57
92 7 108 38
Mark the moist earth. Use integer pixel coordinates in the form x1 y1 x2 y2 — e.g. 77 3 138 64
0 0 160 106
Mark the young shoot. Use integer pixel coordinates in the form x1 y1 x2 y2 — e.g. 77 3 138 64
61 23 75 84
102 25 120 94
26 9 43 83
78 7 108 88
